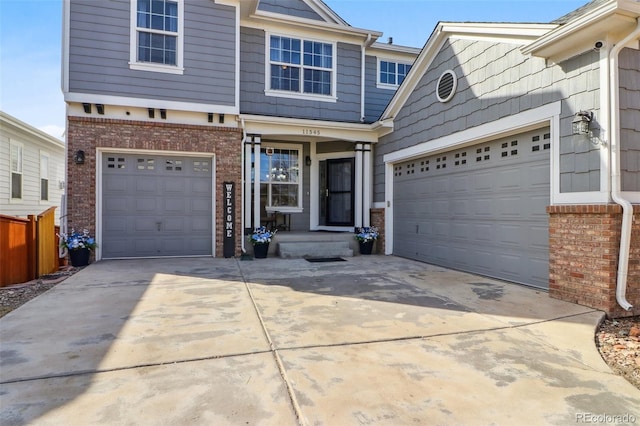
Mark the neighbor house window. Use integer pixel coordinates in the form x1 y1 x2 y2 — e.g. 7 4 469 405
254 146 302 210
10 142 23 200
40 153 49 201
130 0 184 74
378 60 412 88
267 34 336 101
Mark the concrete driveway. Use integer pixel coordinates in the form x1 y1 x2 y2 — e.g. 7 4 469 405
1 256 639 425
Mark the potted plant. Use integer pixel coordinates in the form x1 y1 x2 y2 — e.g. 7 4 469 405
248 226 277 259
355 226 379 255
59 228 97 267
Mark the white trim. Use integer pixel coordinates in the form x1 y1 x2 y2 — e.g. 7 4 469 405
355 143 363 227
376 58 413 90
258 142 304 212
95 148 216 261
61 0 70 94
384 163 393 255
383 103 561 163
9 140 24 202
436 70 458 103
264 31 337 101
310 151 356 230
129 0 185 75
65 93 239 115
39 151 50 203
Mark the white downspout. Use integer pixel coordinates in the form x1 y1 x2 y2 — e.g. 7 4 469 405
609 20 640 311
361 34 372 123
240 118 247 255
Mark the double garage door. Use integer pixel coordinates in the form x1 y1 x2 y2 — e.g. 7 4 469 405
393 128 550 288
102 153 213 258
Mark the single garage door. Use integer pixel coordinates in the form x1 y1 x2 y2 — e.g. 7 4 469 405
393 128 550 288
102 153 213 258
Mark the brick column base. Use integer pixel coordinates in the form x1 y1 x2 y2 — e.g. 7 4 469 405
547 204 640 318
370 208 385 255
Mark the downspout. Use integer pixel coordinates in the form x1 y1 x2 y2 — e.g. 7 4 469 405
361 34 372 123
240 118 247 255
609 19 640 311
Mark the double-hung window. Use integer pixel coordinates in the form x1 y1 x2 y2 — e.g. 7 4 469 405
267 35 336 101
10 142 23 200
40 153 49 201
378 60 412 88
254 146 302 211
130 0 184 74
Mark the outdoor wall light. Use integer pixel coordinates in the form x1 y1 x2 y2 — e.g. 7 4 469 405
572 111 592 135
219 114 225 124
82 103 92 114
148 108 155 118
96 104 105 115
160 109 167 119
305 156 312 166
208 113 214 123
74 150 85 164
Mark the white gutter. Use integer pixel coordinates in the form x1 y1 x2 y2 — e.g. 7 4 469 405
361 34 372 122
240 118 247 255
609 19 640 311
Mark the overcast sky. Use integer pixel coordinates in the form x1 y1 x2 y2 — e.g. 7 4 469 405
0 0 587 140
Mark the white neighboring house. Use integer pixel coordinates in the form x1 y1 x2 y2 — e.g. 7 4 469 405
0 111 65 225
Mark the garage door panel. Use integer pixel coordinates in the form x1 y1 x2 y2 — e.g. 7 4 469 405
102 153 213 258
393 128 550 288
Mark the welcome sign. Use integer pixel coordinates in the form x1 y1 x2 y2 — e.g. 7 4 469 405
223 181 235 258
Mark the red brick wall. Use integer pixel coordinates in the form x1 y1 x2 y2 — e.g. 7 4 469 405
370 207 385 254
67 117 242 258
547 204 640 318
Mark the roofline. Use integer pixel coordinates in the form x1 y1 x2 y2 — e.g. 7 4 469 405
380 22 557 121
369 42 422 55
1 111 65 146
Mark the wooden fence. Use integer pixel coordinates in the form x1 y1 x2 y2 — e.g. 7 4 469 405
0 207 60 287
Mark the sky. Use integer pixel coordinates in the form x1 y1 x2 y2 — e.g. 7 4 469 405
0 0 588 141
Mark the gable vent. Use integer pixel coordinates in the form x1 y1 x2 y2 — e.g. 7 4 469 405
436 70 457 103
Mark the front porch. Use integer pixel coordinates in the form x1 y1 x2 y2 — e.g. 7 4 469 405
245 231 371 259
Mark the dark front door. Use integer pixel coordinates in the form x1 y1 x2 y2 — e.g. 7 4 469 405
320 158 354 226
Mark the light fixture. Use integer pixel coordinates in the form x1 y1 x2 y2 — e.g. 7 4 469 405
305 155 312 166
148 108 155 118
96 104 105 115
219 114 225 124
74 150 85 164
160 109 167 119
572 111 592 135
208 113 213 123
82 103 92 114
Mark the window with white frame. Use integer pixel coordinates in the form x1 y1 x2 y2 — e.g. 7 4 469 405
378 60 412 88
130 0 183 73
254 146 302 210
268 35 335 99
10 142 23 199
40 153 49 201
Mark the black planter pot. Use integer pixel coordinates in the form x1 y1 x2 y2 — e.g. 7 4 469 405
253 243 269 259
69 248 91 267
359 240 374 255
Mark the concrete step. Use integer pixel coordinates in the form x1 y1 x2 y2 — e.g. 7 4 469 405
278 241 354 259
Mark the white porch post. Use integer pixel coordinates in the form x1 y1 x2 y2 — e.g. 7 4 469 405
362 143 372 227
252 136 261 230
355 143 364 228
244 138 253 231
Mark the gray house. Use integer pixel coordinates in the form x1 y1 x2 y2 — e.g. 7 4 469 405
62 0 639 316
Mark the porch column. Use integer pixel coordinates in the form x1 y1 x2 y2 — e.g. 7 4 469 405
252 136 261 230
362 143 372 227
355 143 364 228
244 138 253 232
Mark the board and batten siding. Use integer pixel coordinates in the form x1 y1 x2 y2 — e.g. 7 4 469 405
257 0 324 21
68 0 236 107
363 55 396 123
619 47 640 192
239 27 362 123
375 38 602 202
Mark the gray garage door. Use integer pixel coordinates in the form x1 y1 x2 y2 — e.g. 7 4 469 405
393 128 550 288
102 153 213 258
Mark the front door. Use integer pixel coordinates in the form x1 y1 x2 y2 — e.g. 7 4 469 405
320 158 354 226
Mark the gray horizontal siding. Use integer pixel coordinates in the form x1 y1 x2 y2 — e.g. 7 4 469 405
619 47 640 192
374 39 602 202
364 55 395 123
68 0 236 107
239 27 361 122
258 0 324 21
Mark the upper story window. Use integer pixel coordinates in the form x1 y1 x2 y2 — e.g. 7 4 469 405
266 34 337 102
130 0 184 74
378 60 412 89
40 152 49 201
10 142 23 200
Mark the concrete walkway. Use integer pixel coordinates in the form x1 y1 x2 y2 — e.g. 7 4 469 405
1 256 638 425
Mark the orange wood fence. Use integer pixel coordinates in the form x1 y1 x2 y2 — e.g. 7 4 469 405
0 207 61 287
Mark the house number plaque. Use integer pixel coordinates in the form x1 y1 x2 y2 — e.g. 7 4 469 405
223 181 235 258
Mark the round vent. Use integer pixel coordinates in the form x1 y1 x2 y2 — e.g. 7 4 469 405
436 70 457 103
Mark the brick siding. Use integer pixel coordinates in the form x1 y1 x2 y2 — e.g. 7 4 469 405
67 117 242 258
547 204 640 318
370 207 385 254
